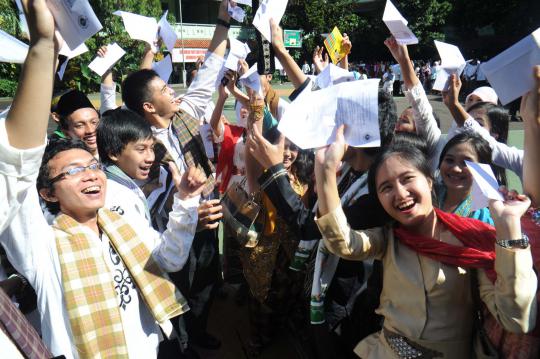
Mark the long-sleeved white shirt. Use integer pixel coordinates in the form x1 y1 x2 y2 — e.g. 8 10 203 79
0 118 45 234
1 180 199 358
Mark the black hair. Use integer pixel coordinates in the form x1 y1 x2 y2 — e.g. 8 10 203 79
97 109 154 166
121 69 160 116
439 131 507 186
292 149 315 188
467 102 509 144
391 132 429 158
37 138 92 215
367 145 433 215
363 90 398 157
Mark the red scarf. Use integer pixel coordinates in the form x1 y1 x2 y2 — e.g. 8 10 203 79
216 124 245 193
394 208 497 282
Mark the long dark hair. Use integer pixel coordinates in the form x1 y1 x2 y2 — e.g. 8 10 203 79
439 131 506 186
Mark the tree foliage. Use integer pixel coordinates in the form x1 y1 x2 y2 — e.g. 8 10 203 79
0 0 24 96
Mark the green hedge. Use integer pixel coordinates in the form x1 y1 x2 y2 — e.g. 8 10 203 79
0 78 18 97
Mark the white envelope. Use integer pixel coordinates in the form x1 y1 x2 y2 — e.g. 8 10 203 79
278 79 380 149
481 28 540 105
239 64 263 96
228 3 246 22
152 55 173 83
224 38 251 70
88 43 126 76
114 10 158 52
0 30 28 64
252 0 288 42
432 40 466 91
46 0 102 50
158 11 178 52
315 63 356 89
465 161 503 212
382 0 418 45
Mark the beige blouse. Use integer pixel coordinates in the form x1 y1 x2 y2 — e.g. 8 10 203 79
316 207 538 358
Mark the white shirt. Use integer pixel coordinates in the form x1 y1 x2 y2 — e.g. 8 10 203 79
1 181 199 358
0 118 46 235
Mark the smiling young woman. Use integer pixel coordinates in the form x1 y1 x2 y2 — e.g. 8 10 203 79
314 132 537 358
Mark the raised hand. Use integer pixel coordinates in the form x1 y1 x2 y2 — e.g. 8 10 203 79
384 36 410 64
313 45 329 74
315 124 347 174
224 70 237 92
22 0 56 45
520 65 540 126
442 74 462 107
246 124 284 169
489 187 531 240
270 18 285 53
169 162 207 200
342 33 352 56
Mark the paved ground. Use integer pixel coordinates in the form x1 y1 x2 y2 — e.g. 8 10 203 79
0 83 525 358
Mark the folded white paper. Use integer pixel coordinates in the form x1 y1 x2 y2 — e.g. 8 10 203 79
481 28 540 105
239 64 263 97
228 3 246 22
315 63 356 89
465 160 503 212
88 43 126 76
60 41 89 59
253 0 288 42
278 79 380 149
158 11 178 52
382 0 418 45
432 40 466 91
224 38 251 70
200 123 215 159
0 30 28 64
46 0 102 50
152 55 173 83
114 10 158 52
234 0 252 6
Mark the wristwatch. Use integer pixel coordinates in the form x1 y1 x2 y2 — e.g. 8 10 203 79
497 234 529 249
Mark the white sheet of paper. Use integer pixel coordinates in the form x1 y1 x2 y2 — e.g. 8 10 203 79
432 40 466 91
224 39 250 70
200 123 215 159
114 10 158 51
239 64 263 97
14 0 29 38
88 43 126 76
0 30 28 64
481 28 540 105
152 55 173 83
234 0 252 6
46 0 102 50
278 79 380 149
252 0 288 42
59 41 89 59
465 161 503 212
228 3 246 22
275 57 283 70
315 63 356 89
158 11 177 52
382 0 418 45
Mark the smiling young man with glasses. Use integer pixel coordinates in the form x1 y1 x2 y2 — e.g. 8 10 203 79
2 138 209 358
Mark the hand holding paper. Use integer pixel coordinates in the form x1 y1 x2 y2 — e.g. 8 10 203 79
158 11 177 52
324 27 348 65
114 10 159 52
228 2 246 22
382 0 418 45
88 43 126 76
432 40 466 92
465 160 503 212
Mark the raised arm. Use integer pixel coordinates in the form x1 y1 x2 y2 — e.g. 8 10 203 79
522 65 540 207
139 42 156 70
209 84 229 139
312 45 329 75
225 69 249 109
337 33 352 71
98 45 117 114
384 36 417 90
5 0 58 149
480 189 537 333
442 74 469 127
270 18 306 89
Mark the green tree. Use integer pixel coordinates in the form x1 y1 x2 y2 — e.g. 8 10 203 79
0 0 24 96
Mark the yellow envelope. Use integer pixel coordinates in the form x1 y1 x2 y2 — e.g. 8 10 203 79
324 26 347 64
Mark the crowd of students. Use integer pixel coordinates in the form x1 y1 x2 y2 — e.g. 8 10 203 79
1 1 539 358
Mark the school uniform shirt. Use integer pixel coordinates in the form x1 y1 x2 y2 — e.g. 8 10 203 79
1 182 199 359
0 117 46 235
316 206 537 358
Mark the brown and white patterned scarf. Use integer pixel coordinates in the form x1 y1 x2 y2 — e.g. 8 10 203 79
53 208 189 358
